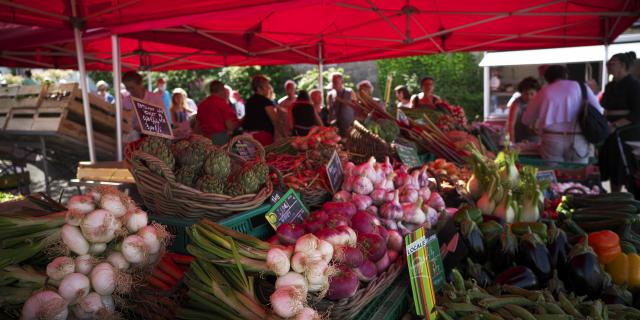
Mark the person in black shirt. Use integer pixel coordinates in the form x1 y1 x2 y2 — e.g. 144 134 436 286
599 51 640 192
291 90 323 136
243 75 278 145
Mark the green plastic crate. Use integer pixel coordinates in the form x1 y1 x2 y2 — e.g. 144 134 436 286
219 204 273 240
149 203 272 254
353 275 410 320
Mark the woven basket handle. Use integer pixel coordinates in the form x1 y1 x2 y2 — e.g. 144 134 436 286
131 150 177 183
226 134 266 162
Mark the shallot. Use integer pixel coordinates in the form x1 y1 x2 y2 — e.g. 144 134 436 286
270 286 306 318
90 263 116 295
100 193 127 218
58 273 90 305
74 255 94 275
80 209 119 243
62 224 89 255
267 247 292 276
47 256 75 281
21 290 68 320
67 195 95 215
125 209 148 233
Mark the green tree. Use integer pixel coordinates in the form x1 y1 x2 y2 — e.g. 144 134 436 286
376 53 483 120
294 66 353 92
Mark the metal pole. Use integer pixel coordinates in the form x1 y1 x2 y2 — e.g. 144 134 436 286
111 35 123 161
602 44 609 89
40 137 51 196
317 42 324 103
74 27 97 163
483 60 490 121
147 71 153 92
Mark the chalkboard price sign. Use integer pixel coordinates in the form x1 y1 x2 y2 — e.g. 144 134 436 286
265 189 309 229
536 170 557 183
131 97 173 139
232 139 257 161
395 143 421 167
326 150 344 193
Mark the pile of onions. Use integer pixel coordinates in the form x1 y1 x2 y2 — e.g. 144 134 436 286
23 187 169 319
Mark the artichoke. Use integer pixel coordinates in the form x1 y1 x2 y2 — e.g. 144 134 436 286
171 139 191 157
177 140 208 168
226 162 268 196
203 148 231 179
195 175 225 194
175 165 200 187
139 136 175 173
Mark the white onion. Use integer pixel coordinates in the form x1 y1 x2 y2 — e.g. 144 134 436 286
90 263 116 296
305 264 328 287
137 225 161 255
294 234 319 255
46 256 75 281
74 255 94 275
65 210 84 227
107 251 130 270
296 307 321 320
80 209 118 243
100 295 115 313
275 272 308 294
21 290 69 320
100 194 127 218
270 286 306 318
291 252 306 273
121 235 148 264
267 248 291 276
89 242 107 255
67 195 95 215
58 273 90 305
85 189 102 203
317 240 334 262
72 292 106 320
62 224 90 255
125 209 148 233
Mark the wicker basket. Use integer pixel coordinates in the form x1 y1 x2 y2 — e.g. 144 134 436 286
255 259 405 320
346 121 393 164
126 135 272 219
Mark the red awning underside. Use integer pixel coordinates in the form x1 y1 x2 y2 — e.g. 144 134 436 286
1 0 638 69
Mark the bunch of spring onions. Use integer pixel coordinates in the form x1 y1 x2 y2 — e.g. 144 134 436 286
0 211 65 269
21 187 170 320
464 143 544 223
0 265 47 318
178 219 276 320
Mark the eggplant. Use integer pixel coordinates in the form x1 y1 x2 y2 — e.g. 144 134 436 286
460 217 486 263
495 266 538 289
547 270 567 297
466 258 494 287
479 220 503 250
490 226 517 273
565 238 605 299
517 228 552 283
547 221 570 271
601 284 633 306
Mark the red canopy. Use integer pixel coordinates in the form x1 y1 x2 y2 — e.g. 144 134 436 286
1 0 639 69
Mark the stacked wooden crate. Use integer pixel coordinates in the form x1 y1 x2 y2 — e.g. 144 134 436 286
0 86 18 129
3 83 131 155
3 85 43 131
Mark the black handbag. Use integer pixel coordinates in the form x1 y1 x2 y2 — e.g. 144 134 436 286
577 82 609 145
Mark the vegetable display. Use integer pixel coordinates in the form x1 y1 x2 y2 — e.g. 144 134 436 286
20 187 170 320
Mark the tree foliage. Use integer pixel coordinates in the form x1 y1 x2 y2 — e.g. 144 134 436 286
294 66 353 92
376 53 483 120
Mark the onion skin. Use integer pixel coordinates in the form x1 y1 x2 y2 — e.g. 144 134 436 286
277 223 305 246
75 255 94 275
58 273 90 305
21 290 69 320
357 233 387 262
121 235 147 264
47 256 76 281
62 224 90 255
333 245 365 268
67 195 95 215
100 193 127 218
80 209 118 243
350 211 378 235
354 260 377 282
387 230 404 252
327 266 359 300
270 286 305 318
375 253 391 274
267 248 291 276
90 263 116 296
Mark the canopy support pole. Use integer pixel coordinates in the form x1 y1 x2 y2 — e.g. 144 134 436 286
147 71 152 92
317 42 324 102
74 27 97 163
483 52 490 121
602 44 609 89
112 35 123 161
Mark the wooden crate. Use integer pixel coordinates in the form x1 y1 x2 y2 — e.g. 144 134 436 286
76 161 134 183
15 85 43 108
4 107 37 131
40 83 79 109
0 87 18 130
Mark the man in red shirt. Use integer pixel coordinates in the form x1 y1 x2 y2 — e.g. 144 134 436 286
197 80 239 144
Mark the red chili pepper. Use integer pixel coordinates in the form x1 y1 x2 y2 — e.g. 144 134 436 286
158 256 184 280
147 275 172 291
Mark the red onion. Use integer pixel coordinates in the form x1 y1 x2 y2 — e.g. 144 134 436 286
350 211 378 235
322 202 356 218
357 233 387 262
375 253 391 274
327 266 359 300
387 250 399 263
370 189 387 205
387 230 404 252
332 191 351 202
376 225 389 242
277 223 305 245
333 245 364 268
325 212 350 228
351 194 373 211
354 260 377 282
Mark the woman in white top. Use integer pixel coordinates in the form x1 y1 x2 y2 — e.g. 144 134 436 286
521 65 603 164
